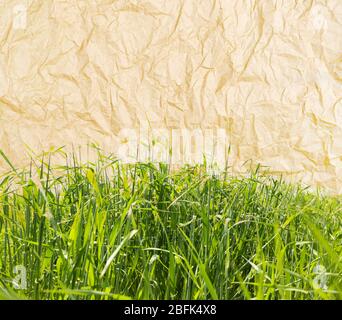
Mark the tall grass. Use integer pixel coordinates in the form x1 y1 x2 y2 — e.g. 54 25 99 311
0 150 341 300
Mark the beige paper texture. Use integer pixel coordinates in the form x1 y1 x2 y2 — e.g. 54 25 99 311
0 0 341 193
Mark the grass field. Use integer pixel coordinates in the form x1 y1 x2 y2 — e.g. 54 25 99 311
0 151 341 300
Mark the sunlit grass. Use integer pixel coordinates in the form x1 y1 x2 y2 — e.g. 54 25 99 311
0 150 341 300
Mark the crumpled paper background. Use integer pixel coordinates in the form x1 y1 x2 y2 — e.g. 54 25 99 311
0 0 341 193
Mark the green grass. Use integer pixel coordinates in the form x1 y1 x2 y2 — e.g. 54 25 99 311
0 150 341 300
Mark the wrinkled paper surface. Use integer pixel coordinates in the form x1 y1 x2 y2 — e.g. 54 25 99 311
0 0 341 193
